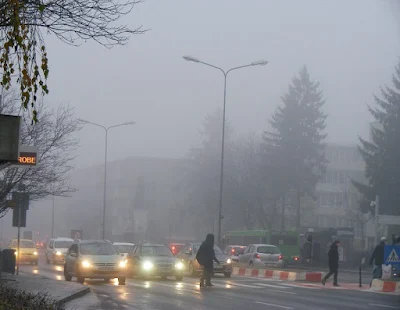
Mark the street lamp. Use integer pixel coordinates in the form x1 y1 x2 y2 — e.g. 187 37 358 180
78 118 135 240
183 55 268 245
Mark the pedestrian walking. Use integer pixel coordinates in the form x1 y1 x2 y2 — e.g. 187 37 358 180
321 240 340 286
369 236 386 284
196 233 220 287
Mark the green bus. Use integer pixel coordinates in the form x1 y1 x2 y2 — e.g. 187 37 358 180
222 230 301 266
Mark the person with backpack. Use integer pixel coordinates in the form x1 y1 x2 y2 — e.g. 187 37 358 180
196 234 220 287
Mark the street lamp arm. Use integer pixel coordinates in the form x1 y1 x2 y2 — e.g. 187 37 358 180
106 122 136 132
196 60 226 76
78 119 106 131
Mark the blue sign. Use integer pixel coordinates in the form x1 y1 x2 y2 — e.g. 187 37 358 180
384 245 400 266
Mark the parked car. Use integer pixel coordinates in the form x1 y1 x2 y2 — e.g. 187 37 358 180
177 243 232 278
127 243 184 280
46 237 74 264
224 245 246 263
238 244 284 268
9 239 38 265
64 240 127 285
113 242 135 260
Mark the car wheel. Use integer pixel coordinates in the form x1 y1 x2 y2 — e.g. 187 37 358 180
118 276 126 285
189 262 197 276
224 272 232 278
175 275 183 281
64 264 72 281
249 261 254 266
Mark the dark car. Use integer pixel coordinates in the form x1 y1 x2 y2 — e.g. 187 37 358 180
169 243 185 256
177 243 232 278
127 243 184 281
224 245 246 263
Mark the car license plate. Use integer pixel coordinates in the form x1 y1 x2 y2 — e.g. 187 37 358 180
99 267 114 271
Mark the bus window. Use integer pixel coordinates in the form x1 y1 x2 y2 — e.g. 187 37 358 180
270 235 298 246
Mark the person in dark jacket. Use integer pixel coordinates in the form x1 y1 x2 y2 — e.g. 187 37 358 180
321 240 340 286
196 234 220 287
369 237 386 282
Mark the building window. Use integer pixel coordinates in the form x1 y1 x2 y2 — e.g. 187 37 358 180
339 173 345 184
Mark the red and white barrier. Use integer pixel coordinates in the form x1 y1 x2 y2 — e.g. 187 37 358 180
370 279 400 294
232 266 322 282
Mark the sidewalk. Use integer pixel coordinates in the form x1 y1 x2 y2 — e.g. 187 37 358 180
0 272 90 306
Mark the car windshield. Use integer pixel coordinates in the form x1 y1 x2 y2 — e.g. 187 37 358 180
257 246 280 254
20 241 35 248
55 241 73 248
115 244 135 253
80 242 118 255
141 246 173 257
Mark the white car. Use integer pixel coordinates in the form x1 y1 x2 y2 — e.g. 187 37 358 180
113 242 135 259
46 237 74 264
238 244 284 268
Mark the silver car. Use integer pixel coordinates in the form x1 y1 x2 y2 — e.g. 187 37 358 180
238 244 284 268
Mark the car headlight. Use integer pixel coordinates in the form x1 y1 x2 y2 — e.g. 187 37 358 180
142 261 154 271
119 260 127 268
56 251 62 256
33 251 38 256
81 260 92 268
175 262 184 270
226 258 232 264
14 251 18 256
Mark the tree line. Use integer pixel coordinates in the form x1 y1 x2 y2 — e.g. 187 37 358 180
183 61 400 237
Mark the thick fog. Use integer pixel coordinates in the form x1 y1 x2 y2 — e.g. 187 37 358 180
1 0 399 242
45 0 399 168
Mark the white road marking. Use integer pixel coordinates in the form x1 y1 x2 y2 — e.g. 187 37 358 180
254 301 294 309
369 303 399 309
254 283 291 289
268 289 297 295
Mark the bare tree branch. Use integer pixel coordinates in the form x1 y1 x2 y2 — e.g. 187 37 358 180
0 90 81 216
0 0 145 122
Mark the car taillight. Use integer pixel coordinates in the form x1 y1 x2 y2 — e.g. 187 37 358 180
294 256 298 261
254 253 261 259
279 255 283 260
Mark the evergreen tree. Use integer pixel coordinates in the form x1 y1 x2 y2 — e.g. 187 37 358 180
262 66 327 229
354 60 400 216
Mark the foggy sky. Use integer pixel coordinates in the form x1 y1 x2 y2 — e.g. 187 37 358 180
43 0 400 169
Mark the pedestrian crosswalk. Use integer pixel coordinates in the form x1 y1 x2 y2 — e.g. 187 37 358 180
103 279 302 292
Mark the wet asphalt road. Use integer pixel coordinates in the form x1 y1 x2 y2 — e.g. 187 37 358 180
19 255 399 310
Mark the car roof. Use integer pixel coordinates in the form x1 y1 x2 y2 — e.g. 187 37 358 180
113 242 135 246
51 237 74 241
11 239 34 242
140 243 167 247
76 240 111 244
251 244 277 247
227 245 246 247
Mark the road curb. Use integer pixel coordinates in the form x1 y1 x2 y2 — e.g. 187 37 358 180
370 279 400 294
56 286 91 306
232 266 322 282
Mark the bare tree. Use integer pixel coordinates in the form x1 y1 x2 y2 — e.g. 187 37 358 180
0 91 81 216
0 0 145 122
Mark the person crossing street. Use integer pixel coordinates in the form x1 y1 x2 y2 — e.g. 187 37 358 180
321 240 340 287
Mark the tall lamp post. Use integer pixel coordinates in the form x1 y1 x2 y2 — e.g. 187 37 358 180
79 119 135 239
183 56 268 245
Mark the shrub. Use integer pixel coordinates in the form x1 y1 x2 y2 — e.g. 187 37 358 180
0 284 65 310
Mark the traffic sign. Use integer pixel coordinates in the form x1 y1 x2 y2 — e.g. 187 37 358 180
384 245 400 266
